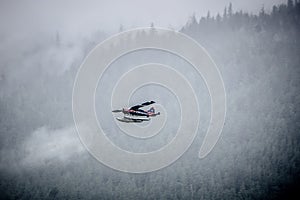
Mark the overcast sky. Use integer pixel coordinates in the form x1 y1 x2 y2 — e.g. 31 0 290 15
0 0 286 38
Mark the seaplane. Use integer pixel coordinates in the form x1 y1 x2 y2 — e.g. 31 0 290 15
112 101 160 123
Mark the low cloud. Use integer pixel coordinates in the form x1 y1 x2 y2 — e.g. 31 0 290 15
21 126 86 167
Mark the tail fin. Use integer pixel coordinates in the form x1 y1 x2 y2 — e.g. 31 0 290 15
148 107 155 113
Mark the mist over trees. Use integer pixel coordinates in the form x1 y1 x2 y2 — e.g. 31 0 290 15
0 1 299 199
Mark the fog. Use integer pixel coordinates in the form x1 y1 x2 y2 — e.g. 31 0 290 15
0 0 299 199
1 0 285 36
21 126 85 167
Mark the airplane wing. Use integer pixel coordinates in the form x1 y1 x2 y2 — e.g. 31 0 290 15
112 109 123 113
130 101 155 111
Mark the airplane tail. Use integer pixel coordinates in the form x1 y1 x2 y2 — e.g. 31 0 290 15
148 107 155 114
